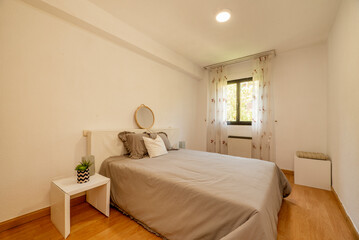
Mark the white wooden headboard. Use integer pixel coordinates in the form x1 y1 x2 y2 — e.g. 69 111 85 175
83 129 180 173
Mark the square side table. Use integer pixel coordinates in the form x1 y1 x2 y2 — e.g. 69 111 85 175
50 173 110 238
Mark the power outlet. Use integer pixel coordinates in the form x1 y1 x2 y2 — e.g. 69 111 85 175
179 141 186 149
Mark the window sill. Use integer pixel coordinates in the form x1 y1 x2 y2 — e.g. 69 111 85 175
227 122 252 126
228 136 252 140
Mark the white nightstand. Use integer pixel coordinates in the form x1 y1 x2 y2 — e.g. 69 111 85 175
50 173 110 238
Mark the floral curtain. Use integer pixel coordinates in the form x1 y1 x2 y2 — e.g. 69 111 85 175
251 56 274 161
207 66 228 154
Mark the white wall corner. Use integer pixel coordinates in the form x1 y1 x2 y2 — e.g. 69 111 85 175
22 0 204 80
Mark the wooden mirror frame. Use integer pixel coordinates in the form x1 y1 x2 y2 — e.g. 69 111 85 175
134 104 155 129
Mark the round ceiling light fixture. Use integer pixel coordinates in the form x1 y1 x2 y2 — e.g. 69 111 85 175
216 10 231 23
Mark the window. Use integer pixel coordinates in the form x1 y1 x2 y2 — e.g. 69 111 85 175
226 77 253 125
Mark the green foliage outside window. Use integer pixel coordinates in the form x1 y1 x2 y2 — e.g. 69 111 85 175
226 84 237 121
239 81 253 121
226 78 253 124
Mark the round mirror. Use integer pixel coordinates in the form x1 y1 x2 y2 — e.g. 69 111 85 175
135 104 155 129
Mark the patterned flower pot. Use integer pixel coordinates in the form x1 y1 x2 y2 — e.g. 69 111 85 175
77 168 89 184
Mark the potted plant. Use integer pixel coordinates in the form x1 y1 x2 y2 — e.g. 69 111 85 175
75 159 93 183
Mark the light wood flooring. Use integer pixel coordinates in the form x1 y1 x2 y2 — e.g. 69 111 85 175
0 173 357 240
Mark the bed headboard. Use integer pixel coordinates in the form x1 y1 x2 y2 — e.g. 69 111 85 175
83 128 180 173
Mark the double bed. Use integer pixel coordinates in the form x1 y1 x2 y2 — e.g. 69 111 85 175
85 129 291 240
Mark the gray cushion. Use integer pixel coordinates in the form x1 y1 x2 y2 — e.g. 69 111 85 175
118 131 135 153
118 131 149 159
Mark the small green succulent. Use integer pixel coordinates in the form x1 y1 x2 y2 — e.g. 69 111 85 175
75 159 93 171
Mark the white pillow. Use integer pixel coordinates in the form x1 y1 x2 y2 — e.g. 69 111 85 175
143 135 168 158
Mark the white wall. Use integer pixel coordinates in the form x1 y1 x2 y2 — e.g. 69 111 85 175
273 43 328 170
225 43 328 170
0 0 204 222
327 0 359 231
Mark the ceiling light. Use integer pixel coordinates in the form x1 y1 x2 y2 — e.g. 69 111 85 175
216 10 231 23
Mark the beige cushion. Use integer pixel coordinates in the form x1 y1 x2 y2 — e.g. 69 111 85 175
143 135 168 158
146 132 172 150
296 151 329 160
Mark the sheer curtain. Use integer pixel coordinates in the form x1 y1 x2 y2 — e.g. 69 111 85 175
251 56 274 161
207 66 228 154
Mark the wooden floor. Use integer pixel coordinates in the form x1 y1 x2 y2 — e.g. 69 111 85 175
277 174 357 240
0 173 357 240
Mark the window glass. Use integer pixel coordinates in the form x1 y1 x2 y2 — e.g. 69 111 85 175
226 83 237 122
239 81 253 122
226 78 253 125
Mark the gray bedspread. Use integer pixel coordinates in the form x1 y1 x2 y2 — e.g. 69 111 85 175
99 149 291 240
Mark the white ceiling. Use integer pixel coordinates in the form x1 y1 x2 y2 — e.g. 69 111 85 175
89 0 341 67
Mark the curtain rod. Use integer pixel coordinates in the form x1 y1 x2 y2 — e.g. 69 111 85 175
203 49 276 69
